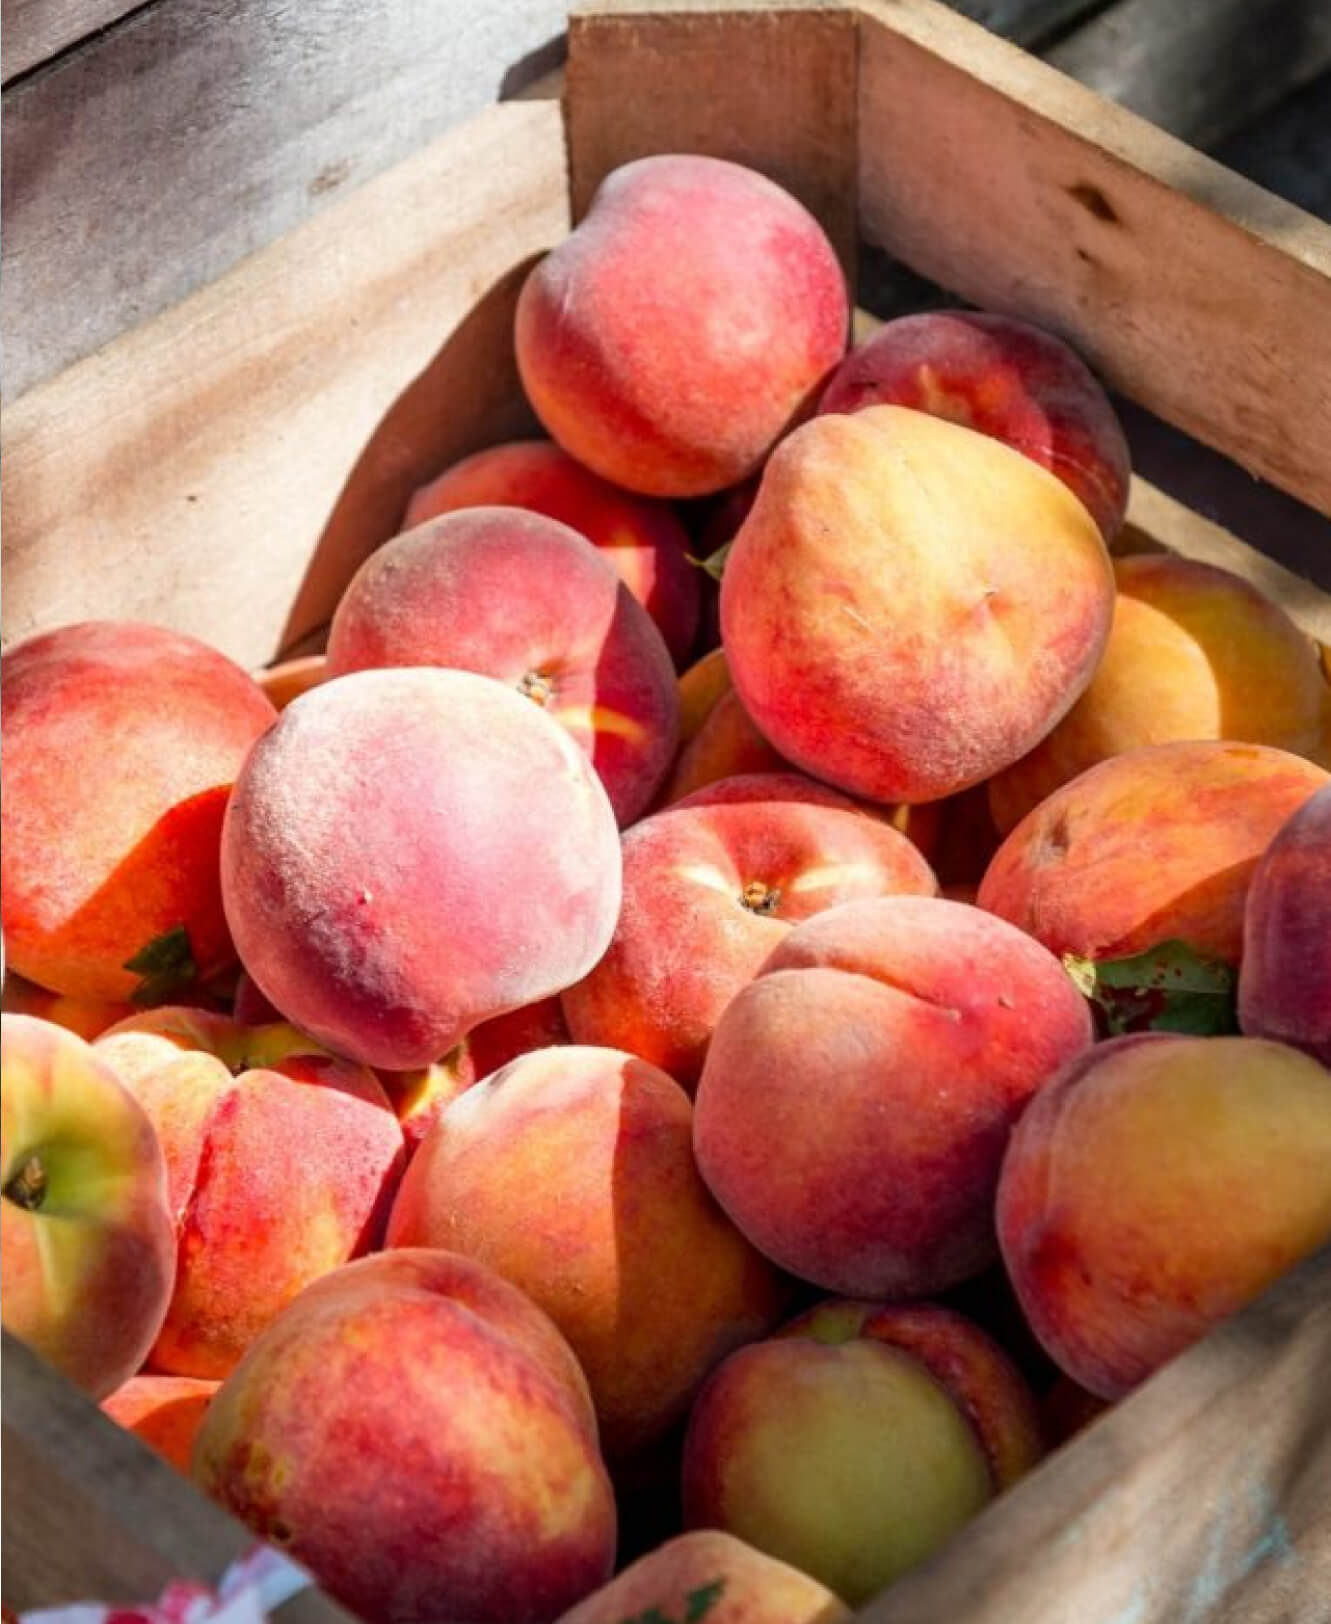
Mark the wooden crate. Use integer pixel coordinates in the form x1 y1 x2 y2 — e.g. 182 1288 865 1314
3 2 1330 1620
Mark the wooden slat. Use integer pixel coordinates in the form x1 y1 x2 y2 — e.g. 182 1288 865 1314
1 1332 354 1620
0 96 566 669
860 1243 1331 1624
1 0 140 82
0 0 572 397
565 1 860 283
1048 0 1331 150
854 0 1331 519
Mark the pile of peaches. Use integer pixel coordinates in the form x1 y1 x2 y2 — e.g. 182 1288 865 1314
3 154 1330 1624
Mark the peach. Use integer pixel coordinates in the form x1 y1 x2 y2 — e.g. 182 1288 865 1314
193 1249 617 1624
978 740 1329 970
681 1300 1041 1604
404 440 701 664
720 407 1115 804
326 508 679 826
693 896 1093 1297
220 667 622 1070
561 773 937 1089
102 1373 219 1474
988 554 1331 833
0 621 277 1001
556 1531 850 1624
253 654 328 711
516 154 848 498
1 972 134 1042
467 995 570 1080
377 1047 477 1157
94 1007 405 1378
387 1046 789 1458
677 646 734 746
997 1032 1331 1398
818 309 1131 539
665 686 789 804
1 1014 176 1399
1240 782 1331 1064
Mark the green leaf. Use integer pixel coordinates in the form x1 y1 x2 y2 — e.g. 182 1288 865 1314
685 1580 726 1623
685 541 732 582
1061 940 1239 1038
124 925 199 1007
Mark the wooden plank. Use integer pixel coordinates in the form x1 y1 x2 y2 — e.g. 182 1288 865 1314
860 1243 1331 1624
854 0 1331 520
1 1332 354 1620
1 0 140 83
0 0 572 397
0 97 566 670
565 2 860 284
1048 0 1331 150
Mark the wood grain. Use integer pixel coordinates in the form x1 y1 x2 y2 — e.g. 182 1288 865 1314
566 2 860 282
2 0 140 82
1 97 566 669
1 1331 354 1620
860 1243 1331 1624
855 0 1331 519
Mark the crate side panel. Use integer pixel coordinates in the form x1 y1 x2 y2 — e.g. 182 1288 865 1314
566 4 859 282
855 0 1331 520
0 98 567 670
858 1243 1331 1623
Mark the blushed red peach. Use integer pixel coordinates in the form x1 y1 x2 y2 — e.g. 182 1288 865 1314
1 622 276 1001
997 1033 1331 1398
561 773 937 1088
1240 782 1331 1064
102 1373 219 1474
979 740 1329 968
720 407 1115 804
94 1007 405 1377
387 1046 789 1458
220 668 622 1070
194 1249 617 1624
818 310 1131 539
516 154 848 497
693 896 1093 1297
404 440 700 665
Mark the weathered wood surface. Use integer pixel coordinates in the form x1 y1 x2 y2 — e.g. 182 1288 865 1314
1 96 565 668
1 1331 354 1621
2 0 140 81
0 0 572 398
1048 0 1331 150
860 1243 1331 1624
853 0 1331 519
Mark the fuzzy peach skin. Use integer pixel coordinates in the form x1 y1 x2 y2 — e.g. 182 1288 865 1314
193 1249 617 1624
556 1531 850 1624
387 1046 789 1458
404 440 701 665
94 1007 405 1378
988 554 1331 833
1 622 277 1001
220 667 622 1070
1 1015 176 1399
1240 782 1331 1064
720 407 1115 805
561 773 937 1089
103 1374 219 1474
681 1300 1042 1604
515 154 848 498
979 740 1329 968
326 508 679 826
818 310 1131 539
665 686 789 804
693 896 1093 1297
997 1033 1331 1399
1 973 134 1042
